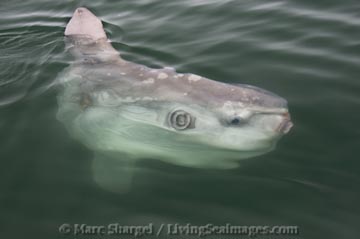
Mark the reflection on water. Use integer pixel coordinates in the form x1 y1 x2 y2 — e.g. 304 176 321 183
0 1 359 239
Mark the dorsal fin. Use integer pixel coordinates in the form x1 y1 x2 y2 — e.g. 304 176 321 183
65 7 121 62
65 7 107 40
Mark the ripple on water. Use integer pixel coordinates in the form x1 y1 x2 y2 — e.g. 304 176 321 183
0 1 360 238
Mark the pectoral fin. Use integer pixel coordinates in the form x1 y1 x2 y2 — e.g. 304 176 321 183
92 152 136 194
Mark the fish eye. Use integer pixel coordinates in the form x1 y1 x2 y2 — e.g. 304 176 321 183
229 116 244 126
168 110 195 130
231 118 240 124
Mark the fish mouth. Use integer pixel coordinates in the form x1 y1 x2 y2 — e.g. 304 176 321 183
276 112 293 134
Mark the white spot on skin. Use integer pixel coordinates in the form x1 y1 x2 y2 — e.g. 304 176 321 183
231 88 235 92
188 74 201 82
142 78 155 84
183 92 188 96
121 72 126 75
120 97 136 103
221 101 236 115
223 101 233 107
237 102 245 107
158 72 168 79
142 97 153 101
101 92 110 100
107 73 112 76
238 110 252 119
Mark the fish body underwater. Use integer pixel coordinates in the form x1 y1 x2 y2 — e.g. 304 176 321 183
57 8 293 192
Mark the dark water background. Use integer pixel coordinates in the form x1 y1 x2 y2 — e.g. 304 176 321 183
1 0 360 238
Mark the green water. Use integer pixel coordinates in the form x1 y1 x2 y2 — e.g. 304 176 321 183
1 1 360 239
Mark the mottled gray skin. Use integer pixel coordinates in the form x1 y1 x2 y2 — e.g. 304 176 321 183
57 8 293 193
65 53 287 110
65 36 287 110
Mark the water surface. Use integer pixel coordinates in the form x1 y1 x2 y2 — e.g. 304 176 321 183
1 1 360 238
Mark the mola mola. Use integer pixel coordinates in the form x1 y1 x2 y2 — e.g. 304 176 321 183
57 7 293 193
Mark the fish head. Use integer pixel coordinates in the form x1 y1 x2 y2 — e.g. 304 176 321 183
179 84 293 153
77 77 293 164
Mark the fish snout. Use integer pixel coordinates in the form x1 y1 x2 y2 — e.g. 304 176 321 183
276 112 293 134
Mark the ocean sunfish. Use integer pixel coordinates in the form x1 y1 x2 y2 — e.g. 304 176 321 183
57 7 293 193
